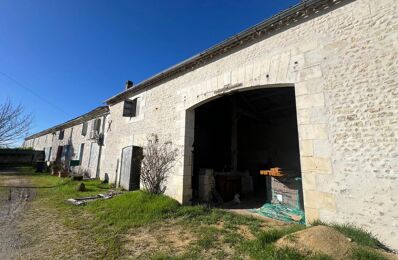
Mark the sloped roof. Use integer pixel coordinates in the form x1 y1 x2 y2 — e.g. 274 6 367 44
106 0 346 104
25 106 109 140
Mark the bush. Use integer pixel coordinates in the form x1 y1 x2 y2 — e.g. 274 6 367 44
140 134 178 194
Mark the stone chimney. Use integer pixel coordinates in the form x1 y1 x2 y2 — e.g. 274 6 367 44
125 80 133 90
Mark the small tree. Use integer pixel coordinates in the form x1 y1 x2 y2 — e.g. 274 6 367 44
0 99 32 147
140 134 178 195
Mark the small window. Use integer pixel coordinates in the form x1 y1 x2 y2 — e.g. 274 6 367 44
58 130 64 140
123 98 139 117
81 122 88 136
78 143 85 165
48 147 52 161
61 145 71 161
94 118 101 132
45 147 52 162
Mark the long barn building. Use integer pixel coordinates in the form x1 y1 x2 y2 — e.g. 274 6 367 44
23 0 398 250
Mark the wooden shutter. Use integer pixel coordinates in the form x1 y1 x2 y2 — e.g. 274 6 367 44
94 119 101 131
123 99 137 117
81 122 88 136
79 143 85 165
59 130 64 140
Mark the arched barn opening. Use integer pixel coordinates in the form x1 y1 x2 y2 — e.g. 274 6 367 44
191 86 304 221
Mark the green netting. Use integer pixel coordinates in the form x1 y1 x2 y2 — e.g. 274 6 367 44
250 203 306 224
250 176 305 224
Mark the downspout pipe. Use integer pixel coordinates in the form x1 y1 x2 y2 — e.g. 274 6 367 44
95 114 107 179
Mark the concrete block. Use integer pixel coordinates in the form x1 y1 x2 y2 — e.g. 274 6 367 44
289 54 305 73
245 64 254 85
296 93 325 109
231 69 239 85
294 81 309 96
268 54 280 84
301 157 332 174
277 51 291 82
300 140 314 156
223 72 231 86
260 58 271 83
309 107 328 124
238 66 246 84
313 139 332 157
297 109 310 125
302 172 317 190
252 62 262 83
299 38 318 53
305 49 324 66
305 207 320 223
304 190 336 211
297 65 323 82
304 79 325 96
299 124 329 140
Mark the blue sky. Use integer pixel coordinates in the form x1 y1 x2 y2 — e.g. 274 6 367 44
0 0 298 145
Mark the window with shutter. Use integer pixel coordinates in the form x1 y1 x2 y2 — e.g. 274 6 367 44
48 147 52 161
94 119 101 131
79 143 85 165
81 122 88 136
123 98 138 117
59 130 65 140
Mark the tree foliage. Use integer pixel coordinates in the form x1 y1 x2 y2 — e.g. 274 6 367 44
0 99 32 147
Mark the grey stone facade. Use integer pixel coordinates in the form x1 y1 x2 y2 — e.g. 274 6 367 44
24 0 398 250
23 106 109 178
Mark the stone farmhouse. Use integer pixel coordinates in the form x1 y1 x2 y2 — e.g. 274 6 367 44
23 0 398 250
24 106 109 178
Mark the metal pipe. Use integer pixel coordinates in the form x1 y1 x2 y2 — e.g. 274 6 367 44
95 114 107 179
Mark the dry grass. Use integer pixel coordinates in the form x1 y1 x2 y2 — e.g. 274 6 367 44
16 202 105 259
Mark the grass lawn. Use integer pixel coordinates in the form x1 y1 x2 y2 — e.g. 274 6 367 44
5 167 392 260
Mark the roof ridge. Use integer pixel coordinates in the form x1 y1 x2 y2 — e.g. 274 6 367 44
25 106 109 140
106 0 346 104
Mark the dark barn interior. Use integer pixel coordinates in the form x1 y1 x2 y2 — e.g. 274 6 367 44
192 87 304 211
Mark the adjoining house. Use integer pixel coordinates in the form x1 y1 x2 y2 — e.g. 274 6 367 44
24 0 398 250
23 106 109 178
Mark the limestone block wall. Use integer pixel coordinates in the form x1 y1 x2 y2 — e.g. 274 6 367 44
24 114 108 177
100 0 397 249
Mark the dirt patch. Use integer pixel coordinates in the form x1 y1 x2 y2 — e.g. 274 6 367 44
15 202 104 259
122 221 196 258
276 225 398 259
0 175 35 260
276 225 353 259
0 172 104 259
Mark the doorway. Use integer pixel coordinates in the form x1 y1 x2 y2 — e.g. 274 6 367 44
191 87 303 211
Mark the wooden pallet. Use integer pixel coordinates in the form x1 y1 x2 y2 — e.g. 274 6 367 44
259 167 285 177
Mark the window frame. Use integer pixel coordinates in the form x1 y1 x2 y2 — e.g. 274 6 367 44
58 130 65 140
123 94 144 123
123 98 138 118
81 122 88 136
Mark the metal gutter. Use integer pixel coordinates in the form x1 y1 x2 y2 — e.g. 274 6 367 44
106 0 344 104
